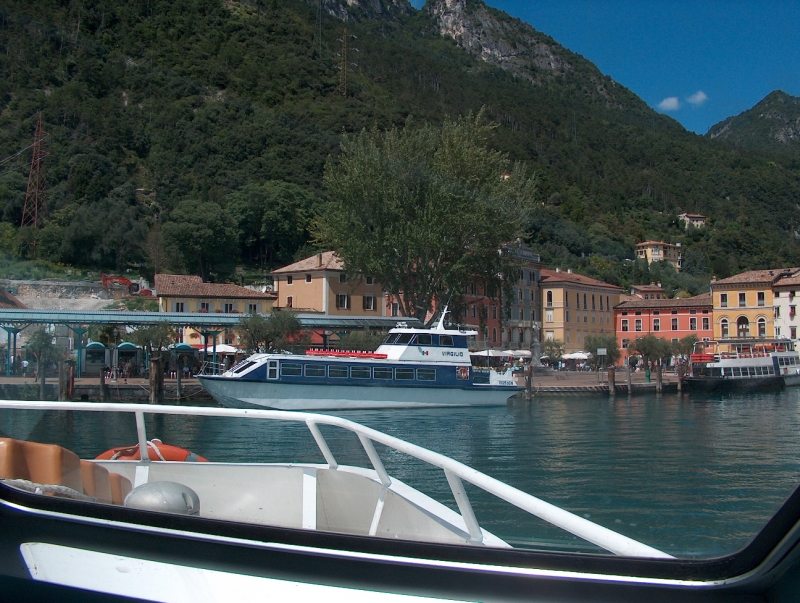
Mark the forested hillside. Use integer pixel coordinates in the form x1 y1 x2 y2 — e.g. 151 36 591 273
707 90 800 160
0 0 798 296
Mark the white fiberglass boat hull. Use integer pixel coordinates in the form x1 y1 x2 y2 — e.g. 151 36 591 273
199 377 519 410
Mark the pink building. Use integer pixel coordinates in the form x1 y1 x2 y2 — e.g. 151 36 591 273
615 293 713 362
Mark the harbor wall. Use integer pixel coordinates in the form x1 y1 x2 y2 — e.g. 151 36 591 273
0 382 212 402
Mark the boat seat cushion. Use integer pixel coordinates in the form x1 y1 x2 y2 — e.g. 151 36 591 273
0 438 132 504
80 460 113 503
0 437 83 493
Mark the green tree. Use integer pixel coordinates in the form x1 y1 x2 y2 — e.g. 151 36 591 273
541 338 565 365
128 323 177 361
226 181 318 268
337 330 387 351
237 311 303 353
26 327 58 399
316 112 537 323
673 334 699 361
584 333 621 368
630 334 673 365
162 200 239 280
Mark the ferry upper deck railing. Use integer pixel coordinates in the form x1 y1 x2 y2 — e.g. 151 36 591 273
0 400 673 559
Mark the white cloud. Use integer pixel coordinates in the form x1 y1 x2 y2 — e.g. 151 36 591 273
687 90 708 106
657 97 680 111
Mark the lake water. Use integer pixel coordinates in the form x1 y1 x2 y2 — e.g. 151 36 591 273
2 389 800 559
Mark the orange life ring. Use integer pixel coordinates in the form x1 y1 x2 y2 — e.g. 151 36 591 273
95 439 208 462
457 367 469 379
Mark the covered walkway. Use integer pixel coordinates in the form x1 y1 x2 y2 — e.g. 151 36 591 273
0 309 419 378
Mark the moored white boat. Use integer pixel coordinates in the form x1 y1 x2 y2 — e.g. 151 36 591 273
198 310 522 410
682 338 800 392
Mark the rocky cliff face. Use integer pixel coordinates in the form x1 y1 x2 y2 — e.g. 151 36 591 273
707 91 800 155
423 0 571 83
420 0 638 112
310 0 413 22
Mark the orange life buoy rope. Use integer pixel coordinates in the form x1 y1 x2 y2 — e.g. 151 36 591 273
95 439 208 462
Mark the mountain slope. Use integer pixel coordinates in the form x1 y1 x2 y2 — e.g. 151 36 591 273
707 90 800 157
0 0 797 287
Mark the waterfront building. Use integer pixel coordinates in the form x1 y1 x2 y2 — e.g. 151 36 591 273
614 293 713 362
539 268 621 353
677 212 707 230
710 269 799 340
154 274 276 346
271 251 386 317
465 241 543 350
630 283 666 300
771 272 800 340
635 240 682 271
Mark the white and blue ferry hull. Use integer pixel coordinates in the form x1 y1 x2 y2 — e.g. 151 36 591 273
199 376 520 410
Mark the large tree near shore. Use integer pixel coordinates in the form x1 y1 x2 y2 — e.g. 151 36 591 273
315 112 538 324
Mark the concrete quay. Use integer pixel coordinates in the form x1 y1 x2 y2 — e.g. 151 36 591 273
0 370 679 403
514 369 680 396
0 376 212 403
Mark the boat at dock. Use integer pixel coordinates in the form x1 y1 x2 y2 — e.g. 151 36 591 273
197 309 522 410
682 338 800 391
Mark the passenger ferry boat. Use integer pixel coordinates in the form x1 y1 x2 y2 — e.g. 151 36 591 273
683 338 800 392
198 310 523 410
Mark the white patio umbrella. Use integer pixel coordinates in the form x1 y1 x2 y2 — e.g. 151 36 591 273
470 349 508 357
502 349 532 358
203 344 240 354
562 351 591 360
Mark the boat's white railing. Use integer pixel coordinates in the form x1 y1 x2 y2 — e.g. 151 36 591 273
198 361 226 375
0 401 673 559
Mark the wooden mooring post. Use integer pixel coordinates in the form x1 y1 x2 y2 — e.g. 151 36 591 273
58 361 67 401
150 358 164 405
608 366 616 397
656 363 663 393
176 360 182 401
626 363 632 395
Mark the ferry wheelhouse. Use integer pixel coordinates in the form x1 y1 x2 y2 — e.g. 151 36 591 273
683 338 800 391
198 312 522 410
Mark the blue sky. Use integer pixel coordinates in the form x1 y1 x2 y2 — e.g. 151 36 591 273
408 1 800 134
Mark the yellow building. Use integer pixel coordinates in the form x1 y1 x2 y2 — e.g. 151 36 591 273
710 269 795 339
154 274 276 346
539 268 621 352
635 240 682 271
271 251 386 316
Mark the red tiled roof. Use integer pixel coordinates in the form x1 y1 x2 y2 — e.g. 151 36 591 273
631 284 664 292
635 240 677 247
154 274 275 299
0 288 25 309
614 292 711 310
271 251 343 274
711 268 800 287
773 273 800 288
539 269 621 291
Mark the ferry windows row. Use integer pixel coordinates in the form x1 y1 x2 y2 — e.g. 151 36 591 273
779 356 799 366
722 366 775 377
280 363 438 381
382 333 451 346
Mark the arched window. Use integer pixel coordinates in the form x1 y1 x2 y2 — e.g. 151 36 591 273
721 319 729 338
737 317 750 338
492 328 497 343
546 291 553 306
758 318 766 337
